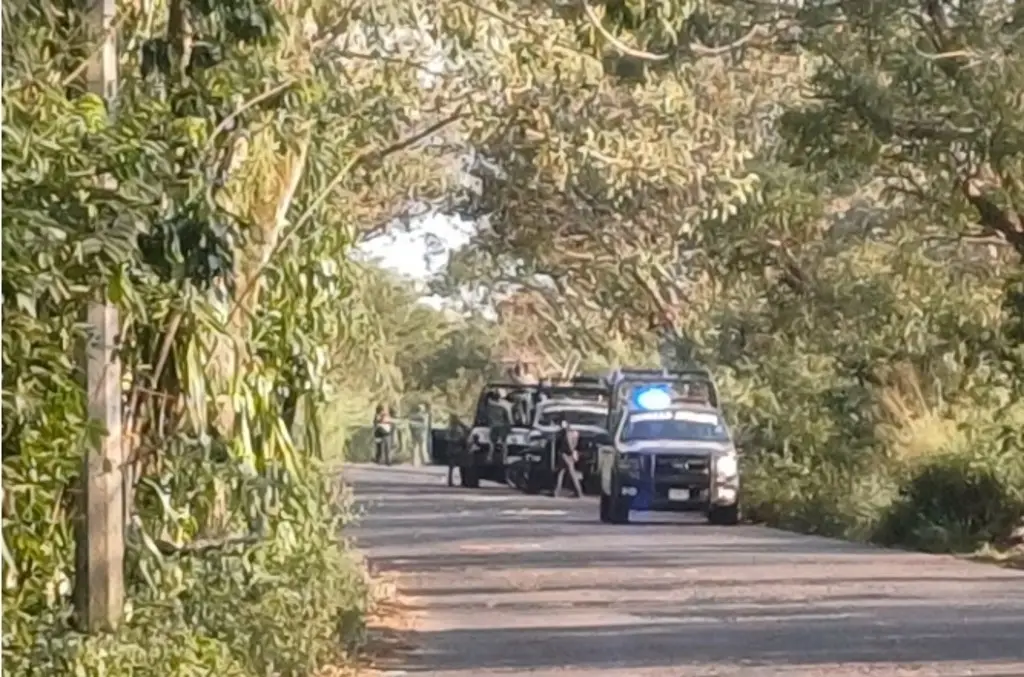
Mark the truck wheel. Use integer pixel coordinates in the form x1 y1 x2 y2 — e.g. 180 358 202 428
708 503 739 526
460 465 480 489
601 492 629 524
599 494 612 523
506 463 526 491
524 469 544 494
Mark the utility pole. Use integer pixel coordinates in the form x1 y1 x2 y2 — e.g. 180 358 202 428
74 0 125 633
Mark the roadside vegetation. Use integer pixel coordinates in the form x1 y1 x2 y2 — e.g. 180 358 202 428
435 2 1024 555
4 0 1023 676
1 0 486 673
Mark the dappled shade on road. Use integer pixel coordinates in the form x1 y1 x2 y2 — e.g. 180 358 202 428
346 465 1024 677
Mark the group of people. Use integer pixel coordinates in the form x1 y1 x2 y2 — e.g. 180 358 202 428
371 403 430 466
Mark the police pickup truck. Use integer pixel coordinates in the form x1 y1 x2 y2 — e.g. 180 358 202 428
596 370 740 525
460 381 537 488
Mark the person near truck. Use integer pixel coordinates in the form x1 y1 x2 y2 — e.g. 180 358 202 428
552 419 584 498
509 362 538 425
485 389 513 457
445 413 469 487
408 403 430 466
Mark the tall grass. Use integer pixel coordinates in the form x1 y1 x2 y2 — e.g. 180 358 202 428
741 362 1024 554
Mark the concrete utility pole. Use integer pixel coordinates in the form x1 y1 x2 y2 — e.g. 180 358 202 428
74 0 126 633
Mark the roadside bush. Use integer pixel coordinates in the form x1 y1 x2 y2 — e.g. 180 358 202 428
8 471 370 677
742 453 898 542
874 423 1024 552
722 237 1024 555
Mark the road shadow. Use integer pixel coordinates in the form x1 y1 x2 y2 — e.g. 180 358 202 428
349 475 1024 573
349 468 1024 674
387 611 1024 672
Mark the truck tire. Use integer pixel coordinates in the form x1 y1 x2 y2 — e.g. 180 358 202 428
506 462 527 491
582 473 602 496
460 465 480 489
524 468 545 494
708 503 739 526
601 492 629 524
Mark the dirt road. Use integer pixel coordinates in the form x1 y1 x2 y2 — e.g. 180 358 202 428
345 464 1024 677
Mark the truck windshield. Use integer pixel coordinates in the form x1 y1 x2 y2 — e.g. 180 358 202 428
620 413 729 443
537 409 607 428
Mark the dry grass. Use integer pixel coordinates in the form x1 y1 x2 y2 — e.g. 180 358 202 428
969 544 1024 570
315 572 420 677
875 363 960 463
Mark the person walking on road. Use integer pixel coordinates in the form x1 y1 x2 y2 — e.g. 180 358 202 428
552 419 583 498
373 404 394 466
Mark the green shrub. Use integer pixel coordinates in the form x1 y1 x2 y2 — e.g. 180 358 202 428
740 386 1024 555
742 451 898 541
7 475 371 677
874 433 1024 553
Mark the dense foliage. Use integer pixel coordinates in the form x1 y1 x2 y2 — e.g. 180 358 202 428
439 0 1024 552
5 0 1024 674
1 0 468 671
316 263 503 462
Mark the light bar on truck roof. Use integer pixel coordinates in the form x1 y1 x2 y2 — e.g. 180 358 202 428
631 385 673 411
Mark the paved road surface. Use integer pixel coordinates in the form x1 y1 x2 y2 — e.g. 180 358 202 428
345 464 1024 677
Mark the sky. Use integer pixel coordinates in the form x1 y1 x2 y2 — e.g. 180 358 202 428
349 22 476 307
354 212 474 308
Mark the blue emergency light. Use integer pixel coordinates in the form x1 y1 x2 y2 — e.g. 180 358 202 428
632 385 673 411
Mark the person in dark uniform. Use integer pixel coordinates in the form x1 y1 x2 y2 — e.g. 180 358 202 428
552 419 584 498
510 388 533 426
485 389 513 458
532 377 552 415
509 363 537 425
372 404 393 465
445 413 469 487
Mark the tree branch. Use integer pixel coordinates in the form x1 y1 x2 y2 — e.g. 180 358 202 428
961 180 1024 254
580 0 765 61
226 109 466 321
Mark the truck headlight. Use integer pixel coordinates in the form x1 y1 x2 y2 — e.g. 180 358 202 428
715 454 738 478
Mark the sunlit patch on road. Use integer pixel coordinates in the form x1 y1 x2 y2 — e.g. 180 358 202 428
455 494 521 502
348 465 1024 676
459 542 543 553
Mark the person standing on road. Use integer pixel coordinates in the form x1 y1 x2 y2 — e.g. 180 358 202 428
552 419 583 498
373 404 394 465
408 403 430 466
445 413 469 487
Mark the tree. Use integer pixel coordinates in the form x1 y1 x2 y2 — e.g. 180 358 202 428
431 0 1024 552
1 0 479 671
432 0 807 364
779 0 1024 256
